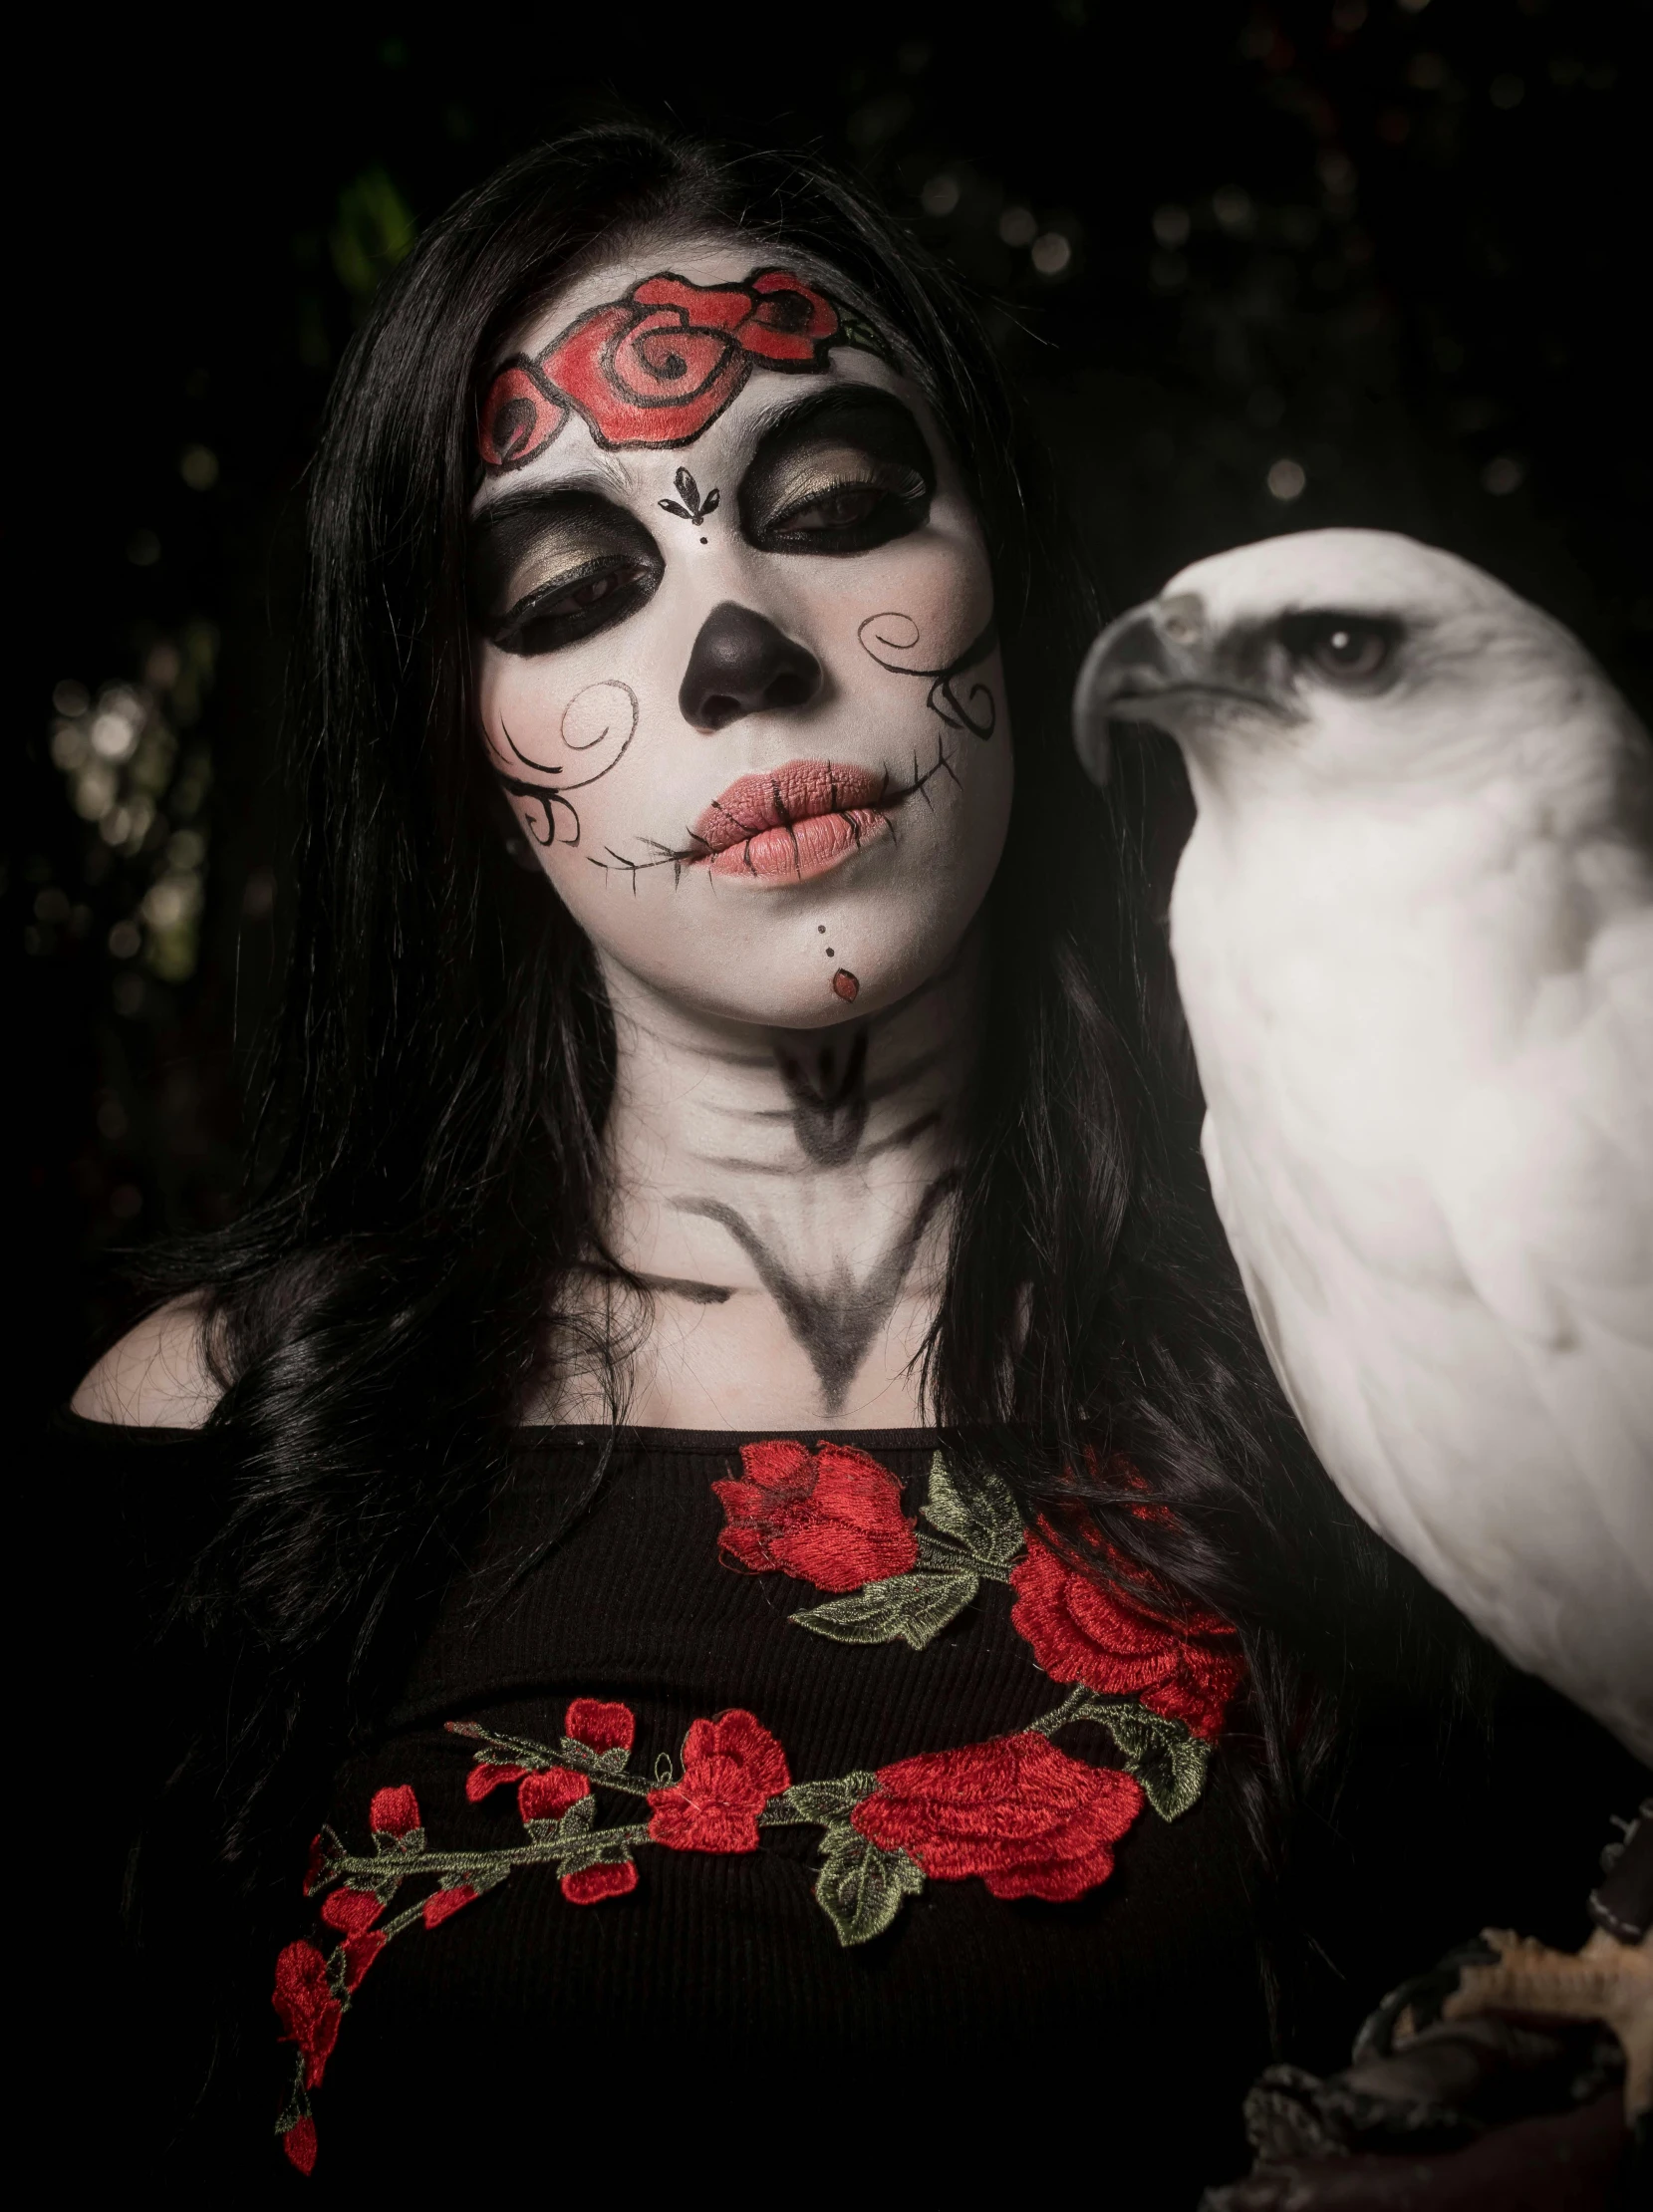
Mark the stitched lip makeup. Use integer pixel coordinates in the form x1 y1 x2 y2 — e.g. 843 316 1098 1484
688 758 893 882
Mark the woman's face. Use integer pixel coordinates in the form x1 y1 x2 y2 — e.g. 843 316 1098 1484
469 240 1013 1026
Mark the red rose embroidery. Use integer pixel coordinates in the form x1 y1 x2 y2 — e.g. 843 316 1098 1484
648 1709 791 1852
476 359 567 472
712 1439 919 1592
319 1888 381 1936
852 1733 1145 1902
369 1784 421 1837
465 1760 529 1803
518 1768 590 1822
272 1940 343 2089
282 2115 318 2175
565 1698 636 1755
1009 1537 1244 1741
561 1860 639 1905
303 1832 332 1894
341 1931 386 1989
422 1884 479 1928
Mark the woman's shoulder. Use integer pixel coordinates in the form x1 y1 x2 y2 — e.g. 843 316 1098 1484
71 1294 221 1429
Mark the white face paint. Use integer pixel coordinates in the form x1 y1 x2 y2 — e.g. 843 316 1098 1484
469 241 1014 1027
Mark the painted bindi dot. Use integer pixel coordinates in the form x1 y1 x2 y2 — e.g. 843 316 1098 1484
699 536 707 544
817 925 826 933
825 947 835 957
832 969 859 1002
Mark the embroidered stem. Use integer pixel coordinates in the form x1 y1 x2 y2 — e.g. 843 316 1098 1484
1025 1685 1212 1820
329 1826 653 1884
446 1718 672 1797
1026 1684 1099 1737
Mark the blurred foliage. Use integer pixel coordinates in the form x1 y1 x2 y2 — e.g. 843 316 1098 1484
15 0 1650 1409
330 166 417 310
43 631 216 987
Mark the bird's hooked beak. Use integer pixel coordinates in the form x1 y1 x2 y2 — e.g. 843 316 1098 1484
1072 593 1221 790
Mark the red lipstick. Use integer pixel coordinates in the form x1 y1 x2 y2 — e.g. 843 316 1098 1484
688 758 892 883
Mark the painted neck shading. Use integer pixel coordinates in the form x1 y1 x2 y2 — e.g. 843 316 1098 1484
478 267 887 472
593 942 982 1418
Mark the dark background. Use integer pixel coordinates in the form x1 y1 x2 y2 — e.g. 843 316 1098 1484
16 0 1649 1420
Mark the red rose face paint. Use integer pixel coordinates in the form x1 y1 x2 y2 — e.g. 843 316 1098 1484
478 268 856 469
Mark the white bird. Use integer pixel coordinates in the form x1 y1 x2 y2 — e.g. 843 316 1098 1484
1075 528 1653 1761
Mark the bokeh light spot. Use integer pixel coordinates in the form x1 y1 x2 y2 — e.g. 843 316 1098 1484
1266 458 1307 501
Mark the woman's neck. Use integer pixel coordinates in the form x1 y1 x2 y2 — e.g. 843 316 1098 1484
541 935 983 1429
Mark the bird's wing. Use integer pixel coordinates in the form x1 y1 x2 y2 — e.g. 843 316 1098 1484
1426 908 1653 1542
1202 975 1653 1762
1202 1096 1506 1606
1416 905 1653 1750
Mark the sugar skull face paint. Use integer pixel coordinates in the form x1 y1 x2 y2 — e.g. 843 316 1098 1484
470 243 1013 1029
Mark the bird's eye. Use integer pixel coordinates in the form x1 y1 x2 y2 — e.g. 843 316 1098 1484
1279 612 1402 688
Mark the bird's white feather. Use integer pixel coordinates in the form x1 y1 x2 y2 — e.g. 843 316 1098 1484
1106 530 1653 1758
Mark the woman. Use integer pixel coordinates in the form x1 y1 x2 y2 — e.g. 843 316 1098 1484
66 128 1634 2192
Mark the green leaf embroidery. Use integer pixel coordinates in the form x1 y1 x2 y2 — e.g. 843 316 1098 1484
791 1569 979 1649
554 1837 637 1883
305 1825 347 1894
813 1820 925 1947
449 1721 554 1768
921 1452 1024 1568
1087 1701 1210 1821
767 1773 879 1825
374 1827 426 1858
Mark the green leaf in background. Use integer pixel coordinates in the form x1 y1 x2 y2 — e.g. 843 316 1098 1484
921 1452 1024 1567
330 166 416 309
813 1821 925 1947
791 1568 979 1649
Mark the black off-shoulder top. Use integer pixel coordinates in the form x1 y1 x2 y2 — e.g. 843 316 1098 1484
62 1412 1643 2200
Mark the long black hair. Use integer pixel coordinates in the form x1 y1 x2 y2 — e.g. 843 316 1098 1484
144 124 1459 2043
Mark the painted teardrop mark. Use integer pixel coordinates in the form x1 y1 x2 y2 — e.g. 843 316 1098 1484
832 968 860 1002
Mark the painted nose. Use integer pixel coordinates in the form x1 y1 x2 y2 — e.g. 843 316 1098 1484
679 601 823 732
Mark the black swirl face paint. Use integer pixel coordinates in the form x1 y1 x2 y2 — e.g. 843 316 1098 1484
487 679 639 848
856 612 998 740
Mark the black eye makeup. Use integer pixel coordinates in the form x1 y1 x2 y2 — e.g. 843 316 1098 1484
738 388 936 556
470 489 664 658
